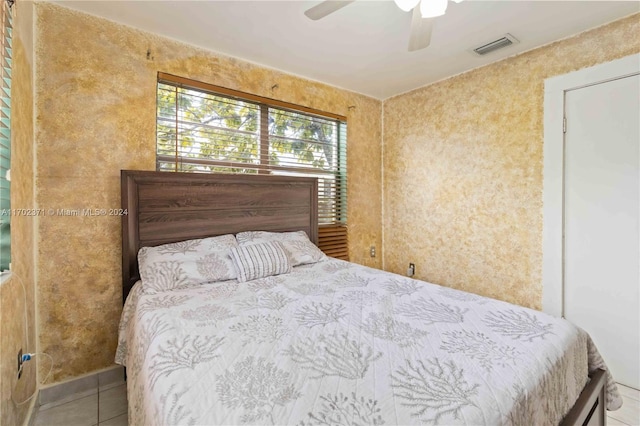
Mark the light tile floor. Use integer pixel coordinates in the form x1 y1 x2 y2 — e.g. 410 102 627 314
32 382 638 426
609 383 640 426
34 382 127 426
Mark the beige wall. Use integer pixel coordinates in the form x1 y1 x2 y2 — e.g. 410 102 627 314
382 14 640 309
34 3 382 383
0 1 37 424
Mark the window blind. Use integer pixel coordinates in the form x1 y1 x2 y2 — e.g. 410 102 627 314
0 0 11 272
156 74 349 260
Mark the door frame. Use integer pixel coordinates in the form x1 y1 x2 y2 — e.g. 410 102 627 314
542 53 640 317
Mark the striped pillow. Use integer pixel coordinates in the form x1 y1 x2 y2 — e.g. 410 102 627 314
230 241 292 283
236 231 326 266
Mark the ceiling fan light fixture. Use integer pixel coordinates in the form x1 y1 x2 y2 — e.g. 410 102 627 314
420 0 448 18
394 0 420 12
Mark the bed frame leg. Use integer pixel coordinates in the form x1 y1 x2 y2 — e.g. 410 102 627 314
560 369 607 426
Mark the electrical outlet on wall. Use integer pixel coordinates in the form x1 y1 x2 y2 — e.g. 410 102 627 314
407 263 415 277
370 246 376 258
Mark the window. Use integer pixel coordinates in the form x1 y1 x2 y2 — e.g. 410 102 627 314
0 0 11 272
156 74 349 260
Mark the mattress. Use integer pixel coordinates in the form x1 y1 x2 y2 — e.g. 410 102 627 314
115 258 621 425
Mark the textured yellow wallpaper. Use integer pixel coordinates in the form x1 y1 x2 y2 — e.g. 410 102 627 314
383 14 640 309
35 3 382 383
0 1 37 423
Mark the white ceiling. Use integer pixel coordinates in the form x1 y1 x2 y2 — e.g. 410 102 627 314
55 0 639 99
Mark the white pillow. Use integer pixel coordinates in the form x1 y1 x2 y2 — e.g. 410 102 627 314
236 231 326 266
138 234 238 294
230 241 292 283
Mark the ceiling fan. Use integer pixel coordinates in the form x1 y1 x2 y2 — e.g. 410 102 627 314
304 0 463 51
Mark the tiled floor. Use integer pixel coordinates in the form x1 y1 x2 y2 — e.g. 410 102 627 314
609 383 640 426
31 382 638 426
33 382 127 426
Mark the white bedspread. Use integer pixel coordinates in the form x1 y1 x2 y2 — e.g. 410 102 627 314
116 258 621 425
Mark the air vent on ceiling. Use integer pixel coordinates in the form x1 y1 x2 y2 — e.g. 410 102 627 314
472 33 519 56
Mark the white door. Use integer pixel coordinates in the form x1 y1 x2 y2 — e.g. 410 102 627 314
564 73 640 390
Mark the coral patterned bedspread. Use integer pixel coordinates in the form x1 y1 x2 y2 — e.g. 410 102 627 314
115 258 621 425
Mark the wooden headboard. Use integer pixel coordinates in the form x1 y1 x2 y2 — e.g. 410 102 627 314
121 170 318 302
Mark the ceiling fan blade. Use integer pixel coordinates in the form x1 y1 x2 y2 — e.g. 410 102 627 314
304 1 356 20
408 6 434 51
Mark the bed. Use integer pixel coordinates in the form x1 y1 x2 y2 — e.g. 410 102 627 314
116 170 622 426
